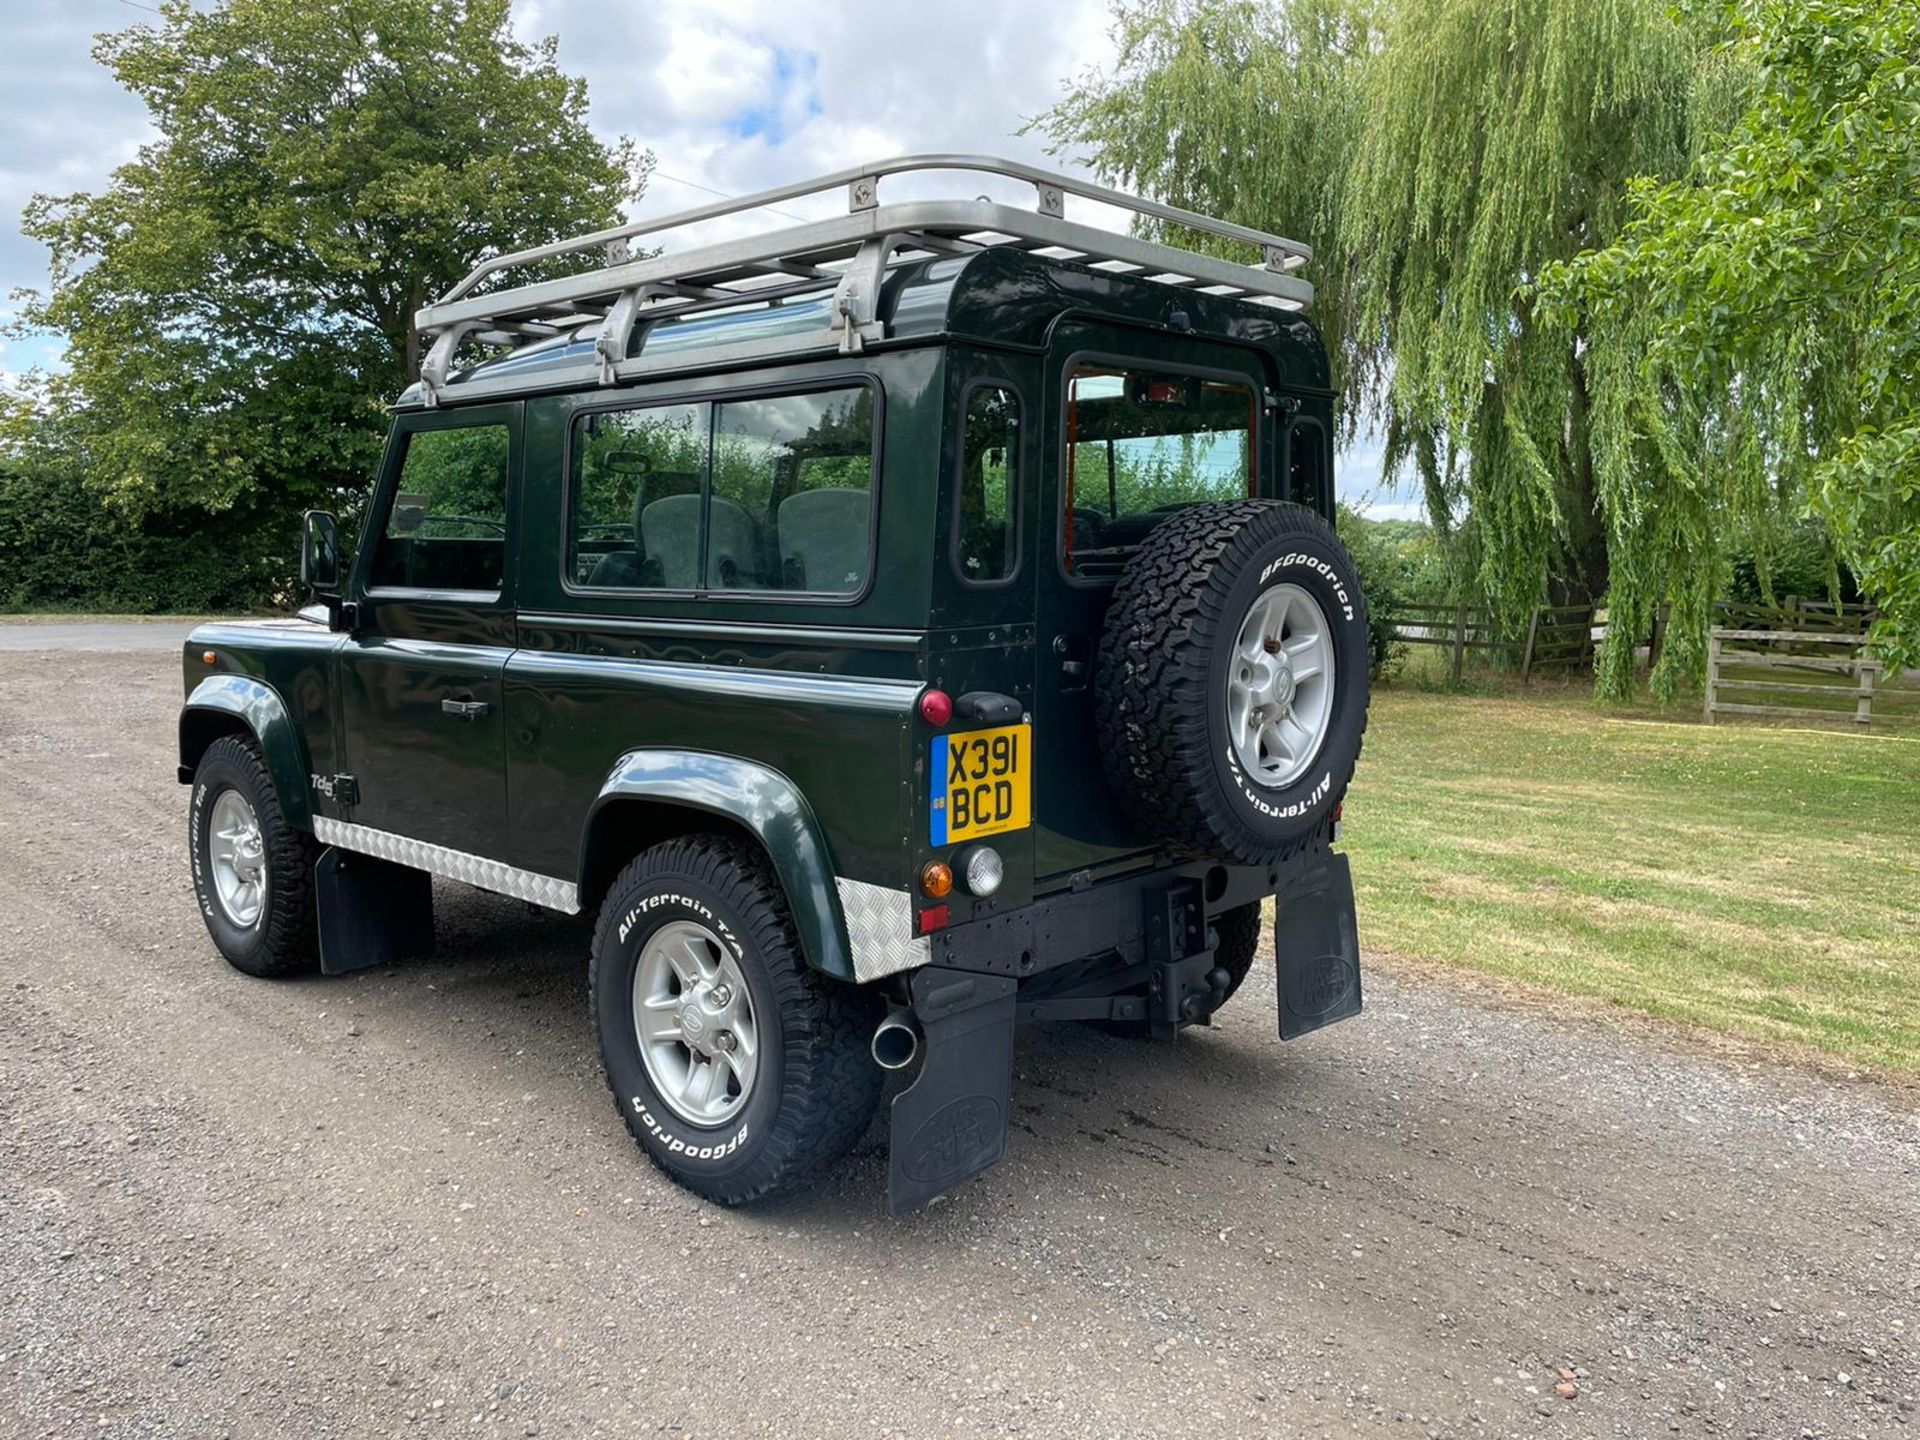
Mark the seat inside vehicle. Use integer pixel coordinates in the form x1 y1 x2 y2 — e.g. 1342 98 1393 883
778 487 869 593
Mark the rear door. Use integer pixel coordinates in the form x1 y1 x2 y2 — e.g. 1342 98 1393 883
1033 323 1275 889
338 404 519 859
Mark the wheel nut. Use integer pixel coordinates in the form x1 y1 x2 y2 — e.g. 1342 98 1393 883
714 1030 737 1053
709 984 732 1007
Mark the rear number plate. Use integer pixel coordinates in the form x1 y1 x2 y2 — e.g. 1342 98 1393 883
931 724 1031 845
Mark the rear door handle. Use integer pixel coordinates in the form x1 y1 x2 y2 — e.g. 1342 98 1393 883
441 697 491 720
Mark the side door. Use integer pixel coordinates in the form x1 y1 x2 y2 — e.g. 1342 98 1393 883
339 403 520 859
1032 323 1276 888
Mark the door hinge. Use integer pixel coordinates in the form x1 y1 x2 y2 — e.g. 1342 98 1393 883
311 772 360 806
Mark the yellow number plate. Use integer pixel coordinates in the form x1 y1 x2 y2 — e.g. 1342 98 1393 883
931 724 1032 845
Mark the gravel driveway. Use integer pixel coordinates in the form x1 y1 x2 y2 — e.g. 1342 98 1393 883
1 638 1915 1439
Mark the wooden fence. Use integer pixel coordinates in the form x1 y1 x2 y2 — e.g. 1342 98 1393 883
1711 598 1874 636
1705 627 1917 729
1390 604 1594 683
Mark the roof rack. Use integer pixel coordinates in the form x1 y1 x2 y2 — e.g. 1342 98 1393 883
412 153 1315 403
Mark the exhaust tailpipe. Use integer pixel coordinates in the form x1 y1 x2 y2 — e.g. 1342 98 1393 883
871 1006 921 1071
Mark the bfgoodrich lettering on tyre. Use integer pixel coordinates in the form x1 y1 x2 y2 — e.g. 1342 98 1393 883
1096 500 1370 865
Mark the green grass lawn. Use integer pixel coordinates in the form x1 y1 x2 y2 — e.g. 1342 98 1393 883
1343 685 1920 1074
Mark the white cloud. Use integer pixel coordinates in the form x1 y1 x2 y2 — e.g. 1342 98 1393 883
3 0 1124 311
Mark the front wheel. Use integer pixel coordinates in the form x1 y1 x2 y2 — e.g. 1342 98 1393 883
590 836 883 1205
188 735 320 977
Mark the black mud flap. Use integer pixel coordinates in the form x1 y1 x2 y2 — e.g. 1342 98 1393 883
1275 851 1363 1039
888 967 1017 1217
314 847 435 976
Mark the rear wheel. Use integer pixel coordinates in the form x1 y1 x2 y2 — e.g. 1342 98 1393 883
188 735 320 977
590 836 883 1204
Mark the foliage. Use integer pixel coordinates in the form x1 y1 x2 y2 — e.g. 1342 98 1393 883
1040 0 1727 637
0 454 293 612
1723 520 1857 609
1336 504 1420 673
1546 0 1920 683
5 0 643 608
1036 0 1379 408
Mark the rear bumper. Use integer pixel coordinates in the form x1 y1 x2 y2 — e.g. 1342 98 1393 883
925 853 1300 979
887 848 1363 1215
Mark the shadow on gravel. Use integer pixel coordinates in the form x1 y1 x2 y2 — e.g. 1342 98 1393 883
317 880 1309 1233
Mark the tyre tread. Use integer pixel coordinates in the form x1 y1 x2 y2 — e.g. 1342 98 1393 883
192 734 320 977
1096 501 1369 864
589 835 882 1206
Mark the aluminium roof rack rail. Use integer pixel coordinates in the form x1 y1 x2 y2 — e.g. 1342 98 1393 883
412 153 1315 403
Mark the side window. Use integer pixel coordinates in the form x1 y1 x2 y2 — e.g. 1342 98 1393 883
954 385 1020 584
369 424 510 592
1288 418 1328 514
569 402 709 588
1063 366 1255 577
712 385 874 594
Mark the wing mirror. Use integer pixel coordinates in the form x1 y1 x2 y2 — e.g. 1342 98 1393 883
300 510 359 631
301 510 343 592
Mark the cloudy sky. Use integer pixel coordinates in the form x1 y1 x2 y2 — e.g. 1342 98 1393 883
0 0 1413 515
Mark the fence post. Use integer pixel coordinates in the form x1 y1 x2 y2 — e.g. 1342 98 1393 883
1704 631 1721 723
1450 606 1468 684
1520 607 1542 683
1857 658 1877 729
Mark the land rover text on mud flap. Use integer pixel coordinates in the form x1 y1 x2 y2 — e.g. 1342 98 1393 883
177 156 1369 1214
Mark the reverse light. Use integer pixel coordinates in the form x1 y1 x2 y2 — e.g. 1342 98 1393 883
918 688 953 727
920 861 954 899
959 845 1004 897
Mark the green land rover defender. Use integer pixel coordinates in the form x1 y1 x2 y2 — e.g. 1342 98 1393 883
177 156 1369 1213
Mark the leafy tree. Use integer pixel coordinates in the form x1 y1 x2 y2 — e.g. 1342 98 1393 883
7 0 643 544
1546 0 1920 683
1039 0 1735 672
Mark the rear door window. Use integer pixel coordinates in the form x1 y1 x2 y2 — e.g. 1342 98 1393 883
1063 366 1255 577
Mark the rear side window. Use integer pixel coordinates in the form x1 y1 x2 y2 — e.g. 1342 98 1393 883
568 384 875 596
369 424 510 592
569 403 709 587
713 388 874 594
1064 366 1255 577
954 385 1020 585
1288 418 1328 514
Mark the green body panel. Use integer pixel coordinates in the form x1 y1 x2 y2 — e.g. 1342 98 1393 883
585 749 858 980
505 631 919 887
179 245 1338 969
179 622 351 829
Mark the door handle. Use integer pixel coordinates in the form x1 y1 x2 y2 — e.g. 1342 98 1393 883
441 697 491 720
1053 634 1091 690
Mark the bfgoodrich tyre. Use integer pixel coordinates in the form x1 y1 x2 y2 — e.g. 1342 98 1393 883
590 836 883 1205
188 734 320 977
1097 500 1369 864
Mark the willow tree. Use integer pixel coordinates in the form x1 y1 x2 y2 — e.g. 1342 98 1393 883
1546 0 1920 688
1038 0 1380 408
1042 0 1729 689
